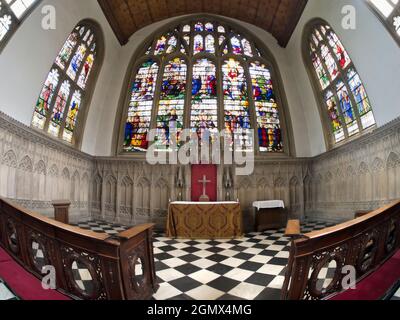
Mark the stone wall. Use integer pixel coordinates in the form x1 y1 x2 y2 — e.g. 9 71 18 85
1 111 400 229
0 112 93 223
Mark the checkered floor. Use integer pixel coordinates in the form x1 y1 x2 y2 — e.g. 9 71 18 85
391 285 400 301
73 220 335 300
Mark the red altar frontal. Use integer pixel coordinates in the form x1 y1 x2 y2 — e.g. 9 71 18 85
191 164 217 202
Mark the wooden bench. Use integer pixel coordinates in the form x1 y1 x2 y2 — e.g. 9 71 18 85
0 198 159 300
282 201 400 300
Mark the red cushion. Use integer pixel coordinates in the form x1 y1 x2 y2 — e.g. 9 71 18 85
330 250 400 300
0 248 12 263
0 248 71 300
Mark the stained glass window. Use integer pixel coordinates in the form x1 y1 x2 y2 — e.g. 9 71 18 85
191 59 218 146
193 34 204 54
368 0 400 45
122 19 286 154
0 0 38 51
123 59 159 152
155 58 187 150
306 21 376 145
32 22 100 145
223 59 252 151
250 61 283 152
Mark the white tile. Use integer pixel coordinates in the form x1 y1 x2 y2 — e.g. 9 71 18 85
157 269 185 282
266 245 285 251
194 259 217 269
216 243 235 249
186 285 225 300
153 283 183 300
240 242 257 248
257 264 285 276
189 270 220 284
259 240 275 245
193 250 214 258
224 268 253 282
249 255 272 264
228 283 265 300
243 248 263 255
162 258 187 268
267 276 285 289
219 249 238 257
274 251 290 259
168 249 188 258
194 243 212 250
172 243 190 249
220 257 246 268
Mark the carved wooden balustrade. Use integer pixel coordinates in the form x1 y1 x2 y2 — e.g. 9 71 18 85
282 201 400 300
0 198 158 300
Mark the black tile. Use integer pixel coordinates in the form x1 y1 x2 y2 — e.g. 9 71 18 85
245 273 275 286
208 277 241 292
231 246 248 252
168 294 194 301
238 261 264 272
182 247 202 254
259 250 279 257
155 261 170 272
158 245 177 252
217 294 246 301
207 247 225 254
268 258 288 266
169 277 203 292
255 288 282 301
208 254 228 263
234 253 254 260
179 254 201 263
175 263 202 275
208 264 235 275
155 253 174 261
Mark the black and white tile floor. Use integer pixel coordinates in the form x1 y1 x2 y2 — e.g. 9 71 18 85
73 220 336 300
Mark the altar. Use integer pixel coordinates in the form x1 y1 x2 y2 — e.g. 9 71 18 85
166 201 243 239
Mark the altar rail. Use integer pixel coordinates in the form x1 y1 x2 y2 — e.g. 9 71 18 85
282 201 400 300
0 198 158 300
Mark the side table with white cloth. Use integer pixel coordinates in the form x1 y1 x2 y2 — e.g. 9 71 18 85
253 200 288 232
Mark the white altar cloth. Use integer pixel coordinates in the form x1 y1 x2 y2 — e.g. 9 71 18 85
253 200 285 210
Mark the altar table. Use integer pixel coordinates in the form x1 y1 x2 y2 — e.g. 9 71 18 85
166 202 243 239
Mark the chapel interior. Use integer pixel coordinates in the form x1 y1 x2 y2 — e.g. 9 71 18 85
0 0 400 301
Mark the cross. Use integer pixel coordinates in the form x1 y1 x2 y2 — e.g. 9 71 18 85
198 175 211 198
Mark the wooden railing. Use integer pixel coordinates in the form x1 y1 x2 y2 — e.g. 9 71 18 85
282 201 400 300
0 198 158 300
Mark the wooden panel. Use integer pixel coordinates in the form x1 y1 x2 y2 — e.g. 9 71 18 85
97 0 308 47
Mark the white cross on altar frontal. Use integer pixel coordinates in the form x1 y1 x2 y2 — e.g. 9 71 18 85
198 175 211 202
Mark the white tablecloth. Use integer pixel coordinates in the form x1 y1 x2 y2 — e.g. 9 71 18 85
170 201 239 205
253 200 285 210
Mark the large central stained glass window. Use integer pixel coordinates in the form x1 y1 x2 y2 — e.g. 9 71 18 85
122 18 286 154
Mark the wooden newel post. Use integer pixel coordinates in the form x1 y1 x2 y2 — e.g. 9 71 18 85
52 200 71 224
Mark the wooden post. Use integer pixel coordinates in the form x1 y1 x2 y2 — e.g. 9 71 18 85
52 200 71 224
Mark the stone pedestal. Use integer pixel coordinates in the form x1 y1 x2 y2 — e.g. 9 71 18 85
52 200 71 224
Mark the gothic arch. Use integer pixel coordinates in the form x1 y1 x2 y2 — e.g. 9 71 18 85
113 14 294 157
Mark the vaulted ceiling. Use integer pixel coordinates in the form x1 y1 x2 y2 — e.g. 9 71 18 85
98 0 308 47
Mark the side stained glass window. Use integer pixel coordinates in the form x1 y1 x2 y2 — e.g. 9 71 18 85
250 61 283 152
123 59 159 152
306 21 376 145
122 19 287 154
32 22 101 145
368 0 400 45
0 0 38 51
